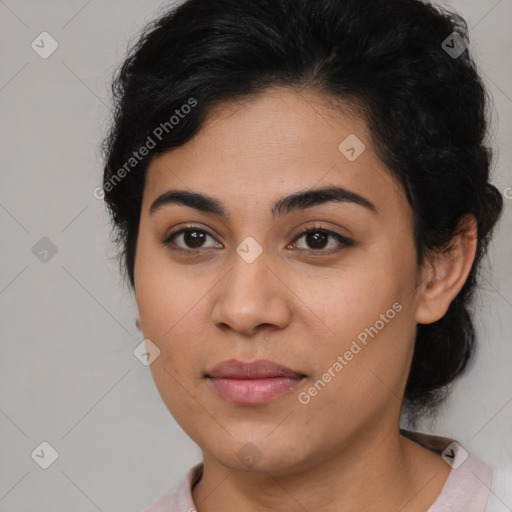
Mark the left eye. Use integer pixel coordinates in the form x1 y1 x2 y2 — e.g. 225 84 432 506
290 227 353 253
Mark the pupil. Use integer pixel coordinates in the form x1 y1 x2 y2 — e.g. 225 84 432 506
307 231 327 249
185 230 205 248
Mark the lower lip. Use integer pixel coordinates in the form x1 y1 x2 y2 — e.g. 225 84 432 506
207 376 304 405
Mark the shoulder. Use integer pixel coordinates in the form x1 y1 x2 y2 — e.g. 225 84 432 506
401 429 493 512
140 463 203 512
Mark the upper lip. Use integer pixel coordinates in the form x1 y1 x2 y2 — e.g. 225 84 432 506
206 359 305 379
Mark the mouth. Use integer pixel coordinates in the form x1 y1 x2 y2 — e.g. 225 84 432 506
205 359 307 405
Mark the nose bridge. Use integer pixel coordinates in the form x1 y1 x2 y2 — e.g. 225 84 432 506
226 245 274 309
212 244 290 333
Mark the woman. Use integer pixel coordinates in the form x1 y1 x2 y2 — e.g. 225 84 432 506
101 0 504 510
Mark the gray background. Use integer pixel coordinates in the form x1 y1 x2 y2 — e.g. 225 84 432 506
0 0 511 511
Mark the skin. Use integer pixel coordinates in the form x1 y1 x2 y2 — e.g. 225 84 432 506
133 87 478 512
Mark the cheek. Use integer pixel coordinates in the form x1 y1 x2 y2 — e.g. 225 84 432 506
148 356 210 441
292 265 403 342
134 240 213 368
291 246 417 397
134 233 202 337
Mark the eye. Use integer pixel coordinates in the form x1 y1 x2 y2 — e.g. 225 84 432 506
163 227 221 254
162 224 354 257
289 225 354 256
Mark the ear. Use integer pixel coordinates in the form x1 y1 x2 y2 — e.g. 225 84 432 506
415 214 478 325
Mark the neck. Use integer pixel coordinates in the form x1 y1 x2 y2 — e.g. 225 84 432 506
191 422 451 512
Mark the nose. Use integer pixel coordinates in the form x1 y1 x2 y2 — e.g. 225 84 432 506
211 252 292 337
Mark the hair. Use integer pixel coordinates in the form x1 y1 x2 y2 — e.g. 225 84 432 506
101 0 503 422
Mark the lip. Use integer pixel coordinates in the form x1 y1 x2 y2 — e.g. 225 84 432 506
205 359 306 405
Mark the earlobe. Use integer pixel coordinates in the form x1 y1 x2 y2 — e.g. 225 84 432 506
415 215 478 325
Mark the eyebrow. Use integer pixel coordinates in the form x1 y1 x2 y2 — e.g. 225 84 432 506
149 185 378 219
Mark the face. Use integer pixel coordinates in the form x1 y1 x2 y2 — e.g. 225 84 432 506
134 87 424 473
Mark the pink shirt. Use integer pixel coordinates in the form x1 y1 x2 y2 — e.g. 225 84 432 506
142 430 492 512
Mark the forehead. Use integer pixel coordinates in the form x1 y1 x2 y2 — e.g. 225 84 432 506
143 87 407 218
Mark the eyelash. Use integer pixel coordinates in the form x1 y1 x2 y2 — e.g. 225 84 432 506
162 224 354 257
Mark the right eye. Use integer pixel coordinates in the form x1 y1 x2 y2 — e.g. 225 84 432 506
163 227 222 254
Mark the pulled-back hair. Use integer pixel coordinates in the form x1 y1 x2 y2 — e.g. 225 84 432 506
101 0 503 420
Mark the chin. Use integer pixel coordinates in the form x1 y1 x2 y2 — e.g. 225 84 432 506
207 435 312 475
